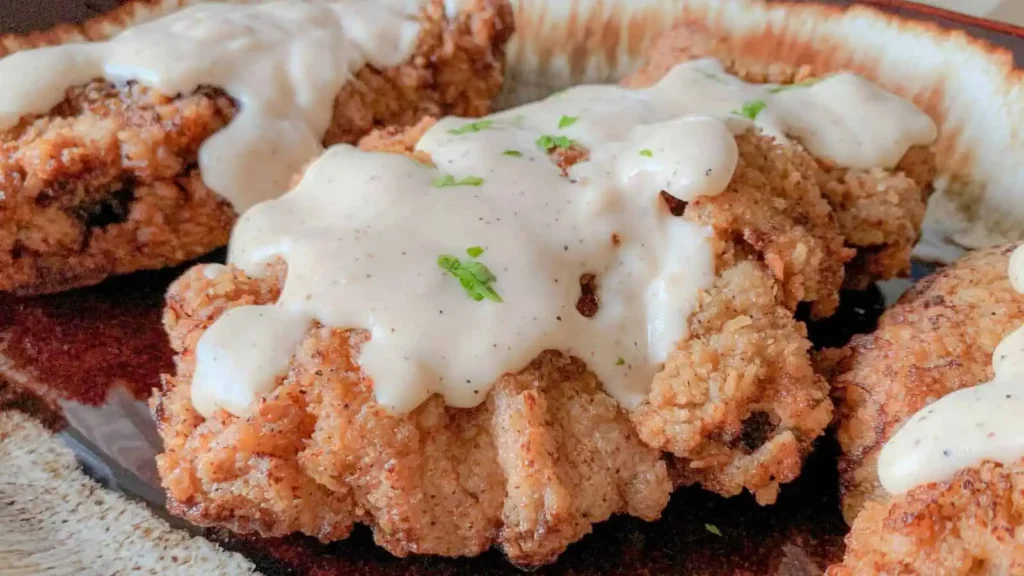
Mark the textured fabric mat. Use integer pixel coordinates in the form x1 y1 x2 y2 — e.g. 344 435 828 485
0 409 260 575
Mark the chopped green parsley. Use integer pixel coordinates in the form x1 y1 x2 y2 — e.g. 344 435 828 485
448 120 494 135
733 99 766 121
502 149 523 157
433 174 485 188
558 115 578 129
639 149 653 158
466 246 484 258
705 523 722 537
536 134 575 152
615 357 625 366
767 78 821 93
438 255 502 302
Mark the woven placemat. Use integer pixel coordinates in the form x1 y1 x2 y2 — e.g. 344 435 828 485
0 409 261 575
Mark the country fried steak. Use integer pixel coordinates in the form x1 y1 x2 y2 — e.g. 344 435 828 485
153 114 913 564
0 0 512 295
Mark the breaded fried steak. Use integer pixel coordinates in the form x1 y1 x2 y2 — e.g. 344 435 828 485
0 0 512 295
826 244 1024 575
828 245 1024 522
153 55 938 566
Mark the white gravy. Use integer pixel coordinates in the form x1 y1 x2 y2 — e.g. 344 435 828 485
0 0 424 211
188 59 937 418
878 244 1024 495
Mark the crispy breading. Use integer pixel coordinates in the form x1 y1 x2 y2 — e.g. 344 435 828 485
684 130 851 318
154 263 671 567
816 147 935 289
634 261 832 506
830 244 1024 524
827 459 1024 575
0 0 512 295
624 131 841 505
621 24 936 289
0 85 237 295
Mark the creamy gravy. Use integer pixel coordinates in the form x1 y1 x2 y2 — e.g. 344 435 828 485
0 0 424 211
191 59 937 418
878 244 1024 495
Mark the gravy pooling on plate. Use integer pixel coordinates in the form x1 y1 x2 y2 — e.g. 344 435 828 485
188 58 936 417
0 0 425 211
878 243 1024 495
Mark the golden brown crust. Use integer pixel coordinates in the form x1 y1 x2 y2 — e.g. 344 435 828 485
634 261 832 505
685 131 851 319
828 459 1024 575
154 263 671 567
830 244 1024 523
817 146 936 289
625 131 842 504
322 0 512 147
0 0 512 295
0 83 237 295
621 25 936 289
620 25 818 90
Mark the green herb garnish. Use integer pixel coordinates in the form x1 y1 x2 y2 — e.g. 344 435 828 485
767 78 821 93
732 99 766 121
466 246 484 258
639 149 653 158
433 174 485 188
502 149 523 157
536 134 575 152
448 120 494 135
705 523 722 537
616 357 625 366
558 115 578 129
438 255 502 302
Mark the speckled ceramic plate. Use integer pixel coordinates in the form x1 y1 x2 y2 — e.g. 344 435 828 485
2 1 1024 574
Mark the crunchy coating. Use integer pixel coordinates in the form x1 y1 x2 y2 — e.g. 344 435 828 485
154 263 671 567
829 244 1024 524
0 0 512 295
684 129 850 319
828 458 1024 575
631 131 841 505
635 261 833 506
622 24 936 289
816 146 936 289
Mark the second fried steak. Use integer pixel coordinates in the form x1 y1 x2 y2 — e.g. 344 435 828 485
826 244 1024 575
0 0 512 295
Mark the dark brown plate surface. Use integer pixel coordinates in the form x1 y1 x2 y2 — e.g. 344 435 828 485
1 1 1022 574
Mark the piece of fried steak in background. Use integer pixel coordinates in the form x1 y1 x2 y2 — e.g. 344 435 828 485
0 0 512 295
